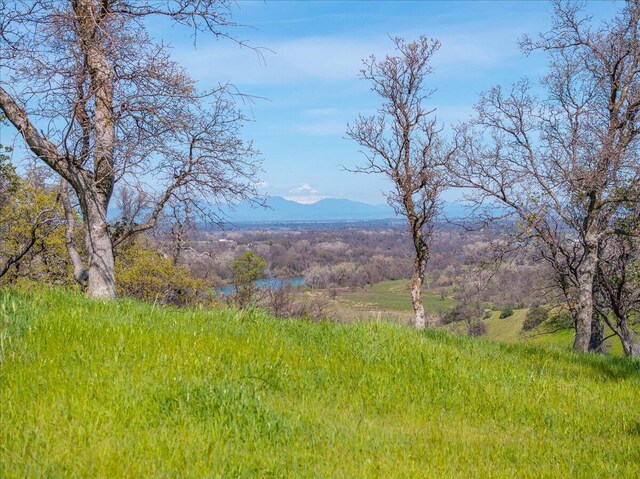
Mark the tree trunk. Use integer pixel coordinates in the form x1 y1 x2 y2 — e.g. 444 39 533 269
619 321 640 358
411 270 426 329
411 255 430 329
574 239 598 352
588 311 606 353
83 194 116 299
72 0 116 299
60 182 89 286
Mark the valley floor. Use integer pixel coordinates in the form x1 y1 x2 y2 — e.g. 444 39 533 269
1 288 639 477
325 279 627 354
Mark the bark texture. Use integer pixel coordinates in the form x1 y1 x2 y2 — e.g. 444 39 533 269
619 324 640 358
575 244 598 352
411 255 428 329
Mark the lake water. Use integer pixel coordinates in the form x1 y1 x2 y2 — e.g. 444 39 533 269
218 276 306 296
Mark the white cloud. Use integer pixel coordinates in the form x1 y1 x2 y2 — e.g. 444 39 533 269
289 183 319 194
173 27 522 87
283 183 325 204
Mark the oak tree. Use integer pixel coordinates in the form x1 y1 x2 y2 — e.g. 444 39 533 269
451 1 640 352
0 0 261 298
347 36 453 328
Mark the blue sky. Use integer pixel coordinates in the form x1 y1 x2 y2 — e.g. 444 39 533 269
158 0 616 205
3 1 618 205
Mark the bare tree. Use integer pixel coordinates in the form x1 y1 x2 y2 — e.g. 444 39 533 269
450 1 640 352
594 203 640 357
0 0 262 298
347 37 453 328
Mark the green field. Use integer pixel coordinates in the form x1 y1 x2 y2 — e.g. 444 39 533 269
1 287 639 477
339 280 459 314
445 308 627 355
337 280 629 354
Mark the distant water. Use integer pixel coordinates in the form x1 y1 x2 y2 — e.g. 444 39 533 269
218 276 306 296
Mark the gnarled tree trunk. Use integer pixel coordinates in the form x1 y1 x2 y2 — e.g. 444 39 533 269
407 205 437 330
574 238 598 352
83 194 116 299
619 322 640 358
60 179 116 298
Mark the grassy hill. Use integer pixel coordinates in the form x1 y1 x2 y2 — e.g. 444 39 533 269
1 288 639 477
336 280 628 354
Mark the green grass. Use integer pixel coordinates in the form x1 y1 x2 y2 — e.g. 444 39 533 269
482 310 627 356
342 280 459 313
1 287 640 477
339 281 627 355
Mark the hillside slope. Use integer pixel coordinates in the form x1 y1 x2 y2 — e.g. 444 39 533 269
336 280 628 354
1 288 639 477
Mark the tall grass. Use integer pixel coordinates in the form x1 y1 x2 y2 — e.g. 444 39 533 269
1 287 639 477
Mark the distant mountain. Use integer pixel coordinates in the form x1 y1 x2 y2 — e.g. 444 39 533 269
224 196 396 222
222 196 475 223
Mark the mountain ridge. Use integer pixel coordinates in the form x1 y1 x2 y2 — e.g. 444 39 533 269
224 196 396 222
222 196 474 223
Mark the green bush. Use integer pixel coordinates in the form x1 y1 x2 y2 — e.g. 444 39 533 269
523 306 549 331
500 306 514 319
0 171 68 284
231 250 268 308
116 237 207 305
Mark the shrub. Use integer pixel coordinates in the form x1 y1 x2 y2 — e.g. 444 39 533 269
441 302 484 325
467 321 487 337
116 237 206 305
264 284 333 322
231 250 268 308
522 306 549 331
546 311 574 330
500 306 514 319
0 173 68 284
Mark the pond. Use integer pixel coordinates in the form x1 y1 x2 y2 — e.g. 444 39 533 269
218 276 306 296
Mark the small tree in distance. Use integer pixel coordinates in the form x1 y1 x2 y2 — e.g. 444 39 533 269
347 36 454 329
232 250 268 309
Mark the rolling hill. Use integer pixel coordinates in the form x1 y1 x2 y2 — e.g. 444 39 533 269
1 287 638 477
